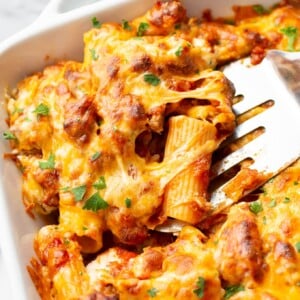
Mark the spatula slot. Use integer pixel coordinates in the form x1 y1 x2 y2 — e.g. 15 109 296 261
209 157 254 192
213 126 265 163
236 99 274 125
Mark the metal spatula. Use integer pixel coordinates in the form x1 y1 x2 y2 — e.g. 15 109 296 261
156 50 300 233
210 50 300 211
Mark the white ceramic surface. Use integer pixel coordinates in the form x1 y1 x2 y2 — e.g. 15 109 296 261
0 1 49 298
0 0 279 299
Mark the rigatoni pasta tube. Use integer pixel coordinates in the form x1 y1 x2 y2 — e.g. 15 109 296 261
163 115 216 224
59 203 105 253
30 225 90 300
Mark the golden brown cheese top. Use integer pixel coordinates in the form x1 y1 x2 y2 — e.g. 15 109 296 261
4 1 300 299
7 1 238 249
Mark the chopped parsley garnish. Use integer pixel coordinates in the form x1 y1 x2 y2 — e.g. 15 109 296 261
12 107 23 114
174 23 181 30
224 285 245 299
249 200 263 215
122 19 132 30
63 238 70 245
39 153 55 170
295 241 300 253
294 181 299 186
224 19 235 25
93 176 106 190
137 22 149 36
82 225 88 231
83 192 108 212
280 26 298 51
261 186 267 195
193 276 205 298
143 73 161 86
252 4 268 15
3 131 17 140
268 199 277 208
60 186 70 192
71 185 87 202
91 151 101 162
125 197 132 208
147 288 158 297
132 37 144 41
33 103 49 117
262 215 267 225
90 48 99 61
283 197 291 203
91 16 101 28
175 46 183 57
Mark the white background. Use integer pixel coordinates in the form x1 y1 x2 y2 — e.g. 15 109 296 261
0 0 49 297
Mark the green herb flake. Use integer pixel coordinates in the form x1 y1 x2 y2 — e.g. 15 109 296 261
60 186 70 192
268 199 277 208
252 4 268 15
82 226 88 231
122 19 132 30
294 181 299 186
90 48 99 61
249 200 263 215
91 16 101 28
71 185 87 202
91 151 101 162
18 164 25 174
295 241 300 253
261 187 267 195
83 192 108 212
3 131 17 140
224 285 245 300
39 153 55 170
12 107 24 114
175 46 183 57
147 288 158 298
144 73 161 86
137 22 149 36
193 276 205 298
280 26 298 51
174 23 181 30
33 103 49 117
224 19 235 25
283 197 291 203
262 216 267 225
63 238 70 245
125 197 132 208
93 176 106 190
132 37 144 41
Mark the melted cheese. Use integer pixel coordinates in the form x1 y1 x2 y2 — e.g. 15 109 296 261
5 1 300 299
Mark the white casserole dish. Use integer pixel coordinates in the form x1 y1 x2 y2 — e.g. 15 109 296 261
0 0 279 299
